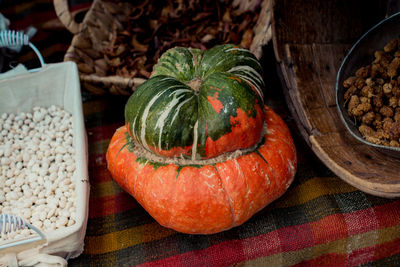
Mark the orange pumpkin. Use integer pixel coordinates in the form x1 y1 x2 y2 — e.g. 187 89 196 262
107 45 296 234
107 106 296 234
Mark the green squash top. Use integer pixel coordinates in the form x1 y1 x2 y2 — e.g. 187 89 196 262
125 44 265 160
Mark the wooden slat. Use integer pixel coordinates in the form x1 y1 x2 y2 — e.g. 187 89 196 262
308 131 359 147
312 44 352 107
272 0 388 63
310 136 400 197
284 44 325 110
307 107 341 135
283 45 345 135
276 62 313 147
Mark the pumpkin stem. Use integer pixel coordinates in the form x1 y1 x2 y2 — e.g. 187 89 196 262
186 77 202 93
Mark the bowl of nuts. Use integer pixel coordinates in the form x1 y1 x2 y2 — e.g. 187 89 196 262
336 11 400 158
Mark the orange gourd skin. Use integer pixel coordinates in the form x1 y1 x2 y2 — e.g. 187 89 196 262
106 106 297 234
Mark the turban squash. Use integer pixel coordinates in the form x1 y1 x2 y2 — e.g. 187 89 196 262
106 44 297 234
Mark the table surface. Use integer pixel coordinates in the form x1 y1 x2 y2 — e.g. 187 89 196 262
2 1 400 266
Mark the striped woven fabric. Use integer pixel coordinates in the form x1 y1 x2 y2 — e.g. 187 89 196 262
2 1 400 266
66 96 400 266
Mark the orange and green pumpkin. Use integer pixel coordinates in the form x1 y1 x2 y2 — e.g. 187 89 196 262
106 44 297 234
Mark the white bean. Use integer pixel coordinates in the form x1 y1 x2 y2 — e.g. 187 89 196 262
24 190 32 198
0 106 78 240
47 208 56 219
56 216 68 228
1 157 10 165
37 198 46 205
40 211 48 221
43 219 52 228
67 219 75 227
32 220 43 229
23 199 33 208
23 209 31 218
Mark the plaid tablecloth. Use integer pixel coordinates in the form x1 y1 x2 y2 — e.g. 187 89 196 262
2 1 400 266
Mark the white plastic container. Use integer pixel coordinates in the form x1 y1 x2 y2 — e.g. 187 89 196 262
0 62 89 266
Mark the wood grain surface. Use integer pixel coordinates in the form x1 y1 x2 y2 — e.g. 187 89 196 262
272 0 400 197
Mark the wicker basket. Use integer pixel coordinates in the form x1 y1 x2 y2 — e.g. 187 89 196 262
0 62 89 265
54 0 273 95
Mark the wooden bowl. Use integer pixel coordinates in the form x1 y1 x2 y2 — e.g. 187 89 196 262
272 0 400 198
